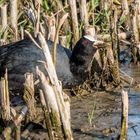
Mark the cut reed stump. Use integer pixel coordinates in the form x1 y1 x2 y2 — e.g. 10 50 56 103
119 90 128 140
23 73 37 121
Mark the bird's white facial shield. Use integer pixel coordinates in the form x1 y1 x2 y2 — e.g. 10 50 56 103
84 35 102 46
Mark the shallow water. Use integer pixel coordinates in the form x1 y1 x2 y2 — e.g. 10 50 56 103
71 64 140 140
121 64 140 140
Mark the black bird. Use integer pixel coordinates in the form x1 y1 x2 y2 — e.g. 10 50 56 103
0 35 98 90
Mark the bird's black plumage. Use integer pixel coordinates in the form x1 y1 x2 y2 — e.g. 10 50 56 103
0 36 97 90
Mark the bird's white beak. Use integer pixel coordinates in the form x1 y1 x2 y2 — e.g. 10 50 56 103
84 35 103 46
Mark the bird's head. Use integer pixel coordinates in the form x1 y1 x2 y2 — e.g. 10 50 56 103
71 35 98 61
82 35 98 54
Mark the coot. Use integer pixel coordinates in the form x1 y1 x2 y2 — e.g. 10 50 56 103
0 35 97 90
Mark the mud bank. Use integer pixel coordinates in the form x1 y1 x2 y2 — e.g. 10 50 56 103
71 90 122 140
71 64 140 140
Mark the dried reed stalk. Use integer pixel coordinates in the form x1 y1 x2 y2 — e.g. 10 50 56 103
137 0 140 32
38 32 73 139
0 4 8 44
23 73 36 121
121 0 130 30
0 70 11 122
53 13 68 66
37 69 63 140
119 90 128 140
10 0 18 41
44 14 56 41
39 90 55 140
35 3 40 37
49 0 70 34
79 0 88 26
0 4 7 29
109 5 120 85
68 0 79 45
130 1 140 63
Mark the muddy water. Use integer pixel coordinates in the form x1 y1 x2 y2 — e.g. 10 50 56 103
121 64 140 140
71 91 122 140
71 64 140 140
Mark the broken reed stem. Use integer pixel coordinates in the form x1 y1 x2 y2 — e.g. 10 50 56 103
137 0 140 32
120 90 128 140
0 4 8 45
53 13 68 66
109 5 120 85
37 69 63 140
0 70 11 122
68 0 80 44
20 26 24 39
44 14 56 41
121 0 130 30
1 4 8 29
130 1 140 63
38 32 73 139
35 3 40 37
23 73 36 121
39 89 55 140
50 0 70 34
10 0 18 41
79 0 88 26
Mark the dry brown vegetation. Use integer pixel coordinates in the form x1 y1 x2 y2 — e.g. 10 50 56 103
0 0 140 139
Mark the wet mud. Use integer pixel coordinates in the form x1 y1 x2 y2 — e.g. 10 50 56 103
71 64 140 140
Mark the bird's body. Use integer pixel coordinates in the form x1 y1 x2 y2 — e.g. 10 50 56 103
0 36 97 90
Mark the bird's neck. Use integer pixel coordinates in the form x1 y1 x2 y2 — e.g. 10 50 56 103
70 53 93 79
